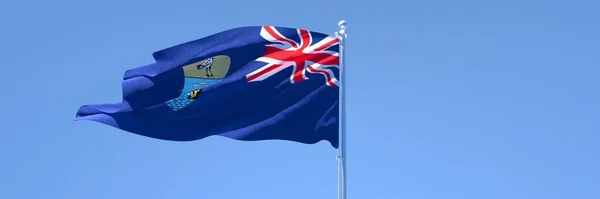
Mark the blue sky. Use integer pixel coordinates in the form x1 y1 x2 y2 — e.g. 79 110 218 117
1 0 599 198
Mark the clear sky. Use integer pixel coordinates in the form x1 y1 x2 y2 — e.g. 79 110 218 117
1 0 599 198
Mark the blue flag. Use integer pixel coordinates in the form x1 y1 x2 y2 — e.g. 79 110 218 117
75 26 340 148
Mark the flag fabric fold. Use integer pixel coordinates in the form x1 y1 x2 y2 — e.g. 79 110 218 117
75 26 340 148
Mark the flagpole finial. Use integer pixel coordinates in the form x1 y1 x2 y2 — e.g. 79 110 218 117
338 20 347 28
335 20 347 39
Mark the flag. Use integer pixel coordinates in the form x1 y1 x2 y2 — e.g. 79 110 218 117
75 25 340 148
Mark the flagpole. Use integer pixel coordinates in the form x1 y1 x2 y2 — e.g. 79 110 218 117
335 20 348 199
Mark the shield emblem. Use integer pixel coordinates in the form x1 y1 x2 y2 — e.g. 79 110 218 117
165 55 231 111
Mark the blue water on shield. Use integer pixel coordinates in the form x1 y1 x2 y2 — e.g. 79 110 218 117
165 77 221 111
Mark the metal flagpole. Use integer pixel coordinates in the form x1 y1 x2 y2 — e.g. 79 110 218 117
335 20 348 199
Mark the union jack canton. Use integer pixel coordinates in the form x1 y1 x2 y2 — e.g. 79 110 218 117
246 26 340 87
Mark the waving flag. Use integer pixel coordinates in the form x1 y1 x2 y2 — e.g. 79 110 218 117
75 26 340 148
